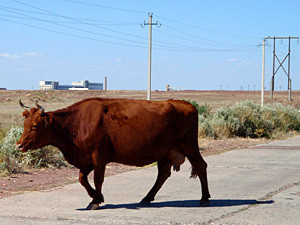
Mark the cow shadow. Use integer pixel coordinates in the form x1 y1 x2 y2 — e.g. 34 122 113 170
76 199 274 211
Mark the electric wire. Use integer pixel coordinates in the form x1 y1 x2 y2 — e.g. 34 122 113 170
63 0 147 14
156 14 260 39
59 0 261 47
5 0 265 52
63 0 260 40
0 16 147 49
163 24 256 47
153 27 259 49
0 7 149 45
2 6 261 52
0 10 228 51
0 5 139 25
11 0 150 42
1 13 262 53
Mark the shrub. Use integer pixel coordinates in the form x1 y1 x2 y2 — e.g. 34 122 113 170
24 146 67 169
0 126 24 174
184 100 212 118
0 126 67 175
210 106 242 138
198 101 300 139
198 115 215 137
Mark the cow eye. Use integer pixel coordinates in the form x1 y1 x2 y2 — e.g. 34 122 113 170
32 124 38 130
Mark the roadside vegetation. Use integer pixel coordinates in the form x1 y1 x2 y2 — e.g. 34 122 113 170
186 100 300 139
0 126 67 176
0 100 299 176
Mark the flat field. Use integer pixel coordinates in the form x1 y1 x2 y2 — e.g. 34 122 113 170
0 89 299 130
0 89 299 198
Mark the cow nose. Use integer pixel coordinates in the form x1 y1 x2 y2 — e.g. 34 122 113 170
16 144 23 150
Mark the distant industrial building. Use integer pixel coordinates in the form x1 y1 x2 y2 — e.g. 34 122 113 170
39 80 103 90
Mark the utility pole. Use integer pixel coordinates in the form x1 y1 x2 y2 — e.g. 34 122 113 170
261 38 265 107
264 36 299 101
141 13 160 100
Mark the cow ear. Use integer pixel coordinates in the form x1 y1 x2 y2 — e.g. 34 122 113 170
23 111 29 118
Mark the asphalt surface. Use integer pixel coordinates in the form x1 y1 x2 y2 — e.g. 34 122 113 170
0 136 299 224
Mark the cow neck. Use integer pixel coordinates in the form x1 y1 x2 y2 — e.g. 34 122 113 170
49 109 82 166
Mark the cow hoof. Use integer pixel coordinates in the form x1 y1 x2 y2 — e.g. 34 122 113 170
86 203 99 210
139 200 151 206
199 200 209 207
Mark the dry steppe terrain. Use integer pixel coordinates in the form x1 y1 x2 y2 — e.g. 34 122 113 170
0 89 299 130
0 89 299 199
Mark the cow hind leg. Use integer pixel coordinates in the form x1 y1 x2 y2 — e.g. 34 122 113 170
140 159 172 206
85 150 108 210
85 163 106 210
186 152 211 206
79 167 95 199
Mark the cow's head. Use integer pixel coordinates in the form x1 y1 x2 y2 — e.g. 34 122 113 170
16 100 54 152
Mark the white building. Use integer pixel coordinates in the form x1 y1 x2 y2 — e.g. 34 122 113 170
39 80 103 90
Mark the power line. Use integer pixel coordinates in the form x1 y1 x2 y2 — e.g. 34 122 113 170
154 27 259 50
0 15 230 52
0 17 147 48
0 5 139 26
11 0 149 42
0 7 148 45
63 0 259 40
163 24 257 47
4 1 265 53
0 13 222 52
156 14 260 39
2 6 260 53
63 0 147 14
59 0 260 46
0 12 262 53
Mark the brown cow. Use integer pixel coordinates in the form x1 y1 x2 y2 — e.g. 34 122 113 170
16 98 210 210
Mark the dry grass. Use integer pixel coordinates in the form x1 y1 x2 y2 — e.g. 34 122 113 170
0 89 299 130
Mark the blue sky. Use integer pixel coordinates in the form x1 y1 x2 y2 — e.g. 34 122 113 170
0 0 299 91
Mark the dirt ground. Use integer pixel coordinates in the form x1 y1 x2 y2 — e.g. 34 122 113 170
0 90 299 129
0 90 299 199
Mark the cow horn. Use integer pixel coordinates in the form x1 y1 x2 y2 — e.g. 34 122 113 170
19 99 30 111
35 100 45 114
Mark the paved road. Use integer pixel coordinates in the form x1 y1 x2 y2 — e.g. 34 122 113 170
0 136 299 224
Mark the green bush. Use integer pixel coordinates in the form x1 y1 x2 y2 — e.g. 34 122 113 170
198 101 300 139
0 126 24 174
184 100 212 118
198 115 215 137
24 146 67 169
0 126 67 175
210 106 242 138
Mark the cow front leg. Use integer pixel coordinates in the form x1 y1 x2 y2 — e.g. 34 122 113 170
79 167 95 198
140 159 172 206
86 161 106 210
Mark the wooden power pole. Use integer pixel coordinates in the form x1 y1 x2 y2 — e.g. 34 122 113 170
142 13 160 100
